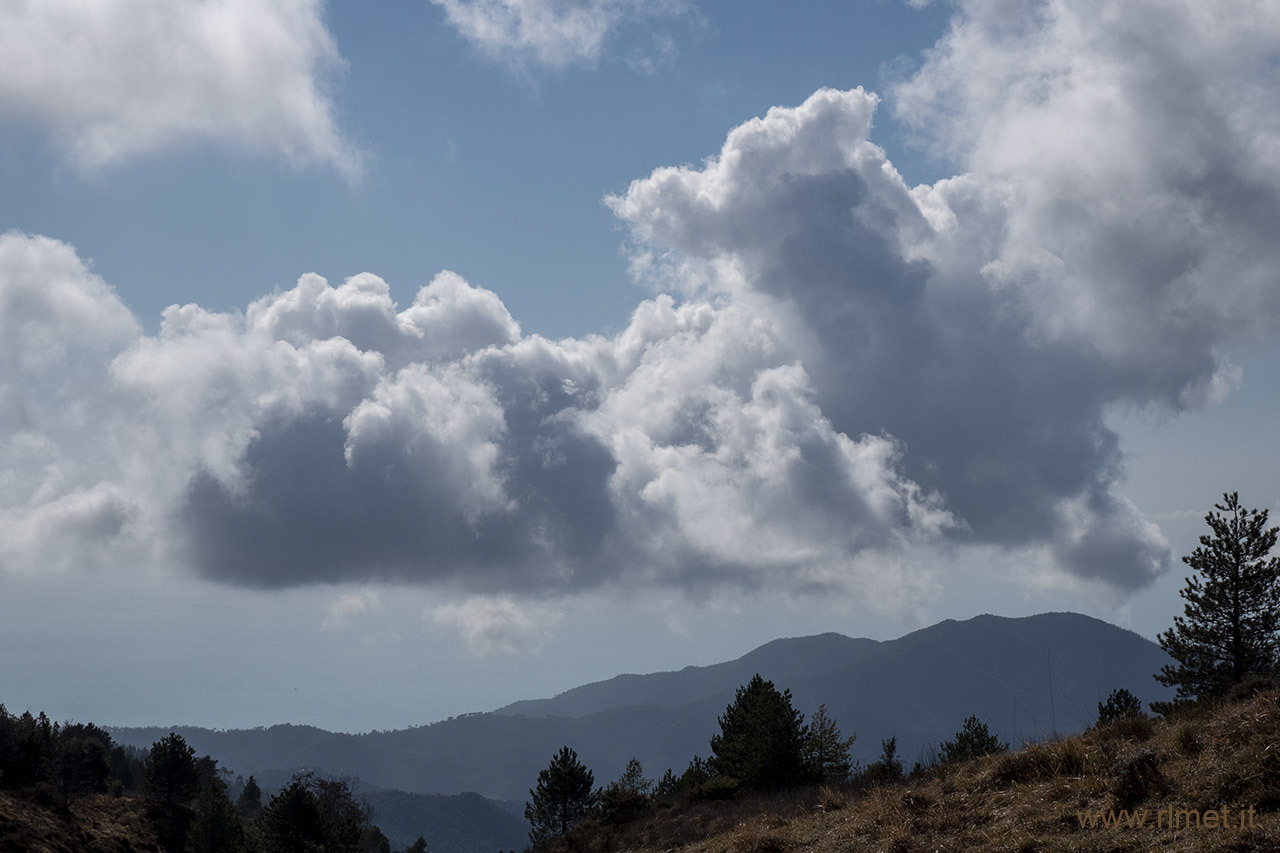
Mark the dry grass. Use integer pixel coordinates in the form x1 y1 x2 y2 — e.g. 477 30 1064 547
550 689 1280 853
0 790 164 852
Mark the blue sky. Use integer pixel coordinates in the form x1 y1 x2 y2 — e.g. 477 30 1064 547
2 0 1279 732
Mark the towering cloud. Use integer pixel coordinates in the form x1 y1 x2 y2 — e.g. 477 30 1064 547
2 0 1278 605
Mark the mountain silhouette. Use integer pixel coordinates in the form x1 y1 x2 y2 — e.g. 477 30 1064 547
112 612 1174 807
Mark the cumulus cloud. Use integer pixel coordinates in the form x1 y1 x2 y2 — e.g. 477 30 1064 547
0 0 359 177
431 0 694 70
4 0 1279 605
428 596 563 655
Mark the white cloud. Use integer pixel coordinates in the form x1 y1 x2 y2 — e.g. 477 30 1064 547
323 590 382 629
428 596 562 655
4 0 1279 602
893 0 1280 364
430 0 693 70
0 0 360 178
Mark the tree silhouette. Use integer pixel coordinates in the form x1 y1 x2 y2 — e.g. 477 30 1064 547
1097 688 1143 726
939 715 1007 763
862 736 903 785
261 780 328 853
186 782 247 853
48 730 109 809
144 732 199 805
802 704 855 783
524 746 596 845
236 774 263 818
709 674 811 789
1157 492 1280 704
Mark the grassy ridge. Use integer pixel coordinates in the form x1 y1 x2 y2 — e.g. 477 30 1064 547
547 687 1280 853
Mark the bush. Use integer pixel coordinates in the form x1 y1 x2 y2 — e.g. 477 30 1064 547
940 716 1007 764
1097 688 1143 726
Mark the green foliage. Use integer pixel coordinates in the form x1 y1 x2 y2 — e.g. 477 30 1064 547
613 757 652 799
597 757 652 824
860 736 903 786
47 730 109 809
186 782 248 853
1097 688 1144 726
652 768 679 800
261 780 328 853
525 746 596 846
236 774 263 818
939 715 1007 764
677 755 713 792
1157 492 1280 702
0 709 53 790
404 836 429 853
260 772 381 853
144 732 200 805
708 674 812 789
802 704 855 784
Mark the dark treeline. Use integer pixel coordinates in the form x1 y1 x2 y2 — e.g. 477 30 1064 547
0 704 427 853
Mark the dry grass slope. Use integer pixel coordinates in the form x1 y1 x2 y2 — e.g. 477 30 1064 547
551 686 1280 853
0 790 165 853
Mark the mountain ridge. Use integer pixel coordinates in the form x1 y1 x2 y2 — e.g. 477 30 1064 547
110 611 1174 803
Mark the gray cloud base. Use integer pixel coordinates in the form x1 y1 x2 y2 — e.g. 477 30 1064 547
4 0 1280 601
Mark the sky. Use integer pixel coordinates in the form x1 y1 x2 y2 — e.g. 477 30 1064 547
2 0 1279 733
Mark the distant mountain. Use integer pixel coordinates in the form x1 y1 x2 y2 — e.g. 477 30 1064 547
112 612 1174 810
497 632 880 718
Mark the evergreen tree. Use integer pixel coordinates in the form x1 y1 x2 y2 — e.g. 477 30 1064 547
404 837 428 853
261 780 327 853
236 774 263 818
48 731 110 809
676 755 713 793
144 732 200 805
708 674 811 789
612 757 652 798
598 757 652 824
524 746 596 846
652 768 679 799
862 736 902 785
939 715 1007 763
186 782 247 853
1157 492 1280 703
802 704 855 784
1097 688 1144 726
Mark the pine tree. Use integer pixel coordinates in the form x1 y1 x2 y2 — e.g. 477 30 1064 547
144 732 200 805
802 704 855 783
236 774 263 818
709 674 811 789
1097 688 1143 726
1156 492 1280 704
186 783 247 853
524 746 596 846
862 736 902 785
260 780 326 853
652 768 679 799
939 715 1007 763
612 757 652 798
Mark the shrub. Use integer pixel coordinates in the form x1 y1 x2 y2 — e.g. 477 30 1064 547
1097 689 1143 726
940 716 1007 764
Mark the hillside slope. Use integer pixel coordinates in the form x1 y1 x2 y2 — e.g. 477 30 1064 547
0 791 166 853
549 687 1280 853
